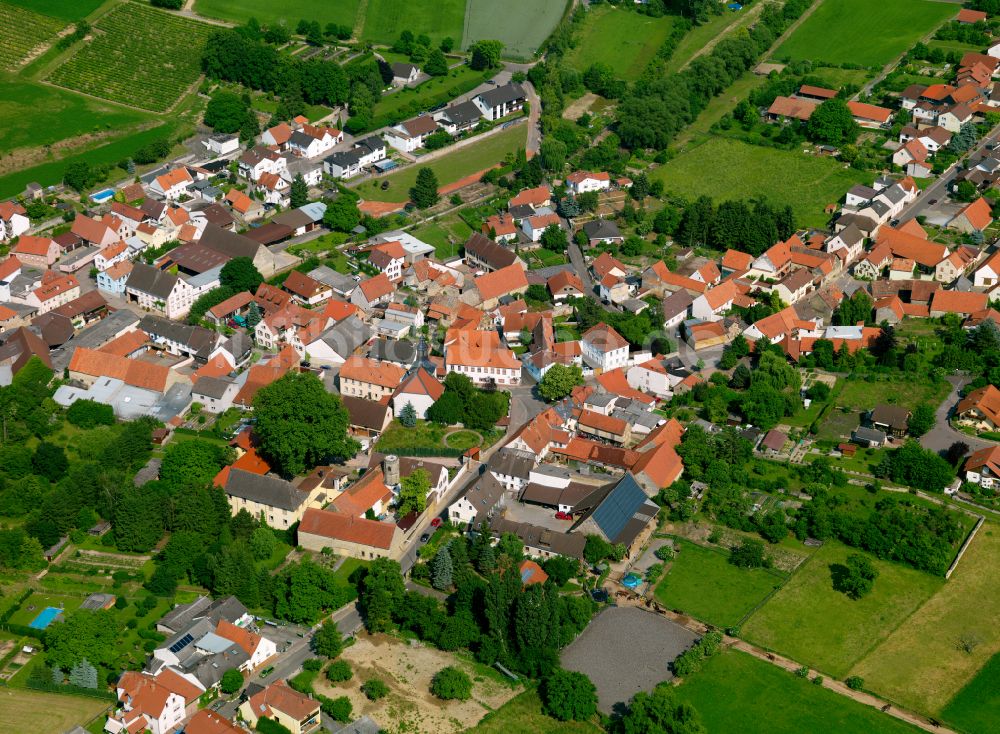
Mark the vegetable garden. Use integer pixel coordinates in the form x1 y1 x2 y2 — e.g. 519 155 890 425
48 3 212 112
0 2 64 70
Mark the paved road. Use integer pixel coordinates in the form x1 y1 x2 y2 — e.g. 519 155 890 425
920 375 995 455
525 81 542 156
900 123 1000 224
568 243 594 296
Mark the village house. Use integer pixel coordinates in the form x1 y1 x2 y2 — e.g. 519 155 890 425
0 201 29 241
391 365 443 419
565 171 611 195
472 82 526 121
239 681 322 734
956 384 1000 432
222 469 315 530
369 240 407 282
385 115 439 152
339 355 406 401
580 322 629 372
434 100 483 134
149 167 194 200
11 235 59 268
351 273 394 311
445 328 521 386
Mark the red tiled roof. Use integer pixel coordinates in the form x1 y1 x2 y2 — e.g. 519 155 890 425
582 322 628 351
358 273 394 302
847 101 893 123
956 197 993 231
245 680 319 721
474 263 528 301
930 290 988 315
299 507 396 549
341 355 406 388
13 235 55 257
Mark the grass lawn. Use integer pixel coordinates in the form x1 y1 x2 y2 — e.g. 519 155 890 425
194 0 361 28
773 0 954 67
445 430 482 451
0 688 109 734
465 0 567 60
565 5 675 81
0 79 152 154
940 652 1000 734
654 539 784 628
360 0 466 47
674 649 920 734
653 138 869 228
7 591 82 626
371 65 490 120
331 557 369 587
357 125 527 203
665 7 755 75
742 541 943 678
3 0 105 22
375 419 452 454
470 689 602 734
834 377 949 413
850 527 1000 716
410 215 473 259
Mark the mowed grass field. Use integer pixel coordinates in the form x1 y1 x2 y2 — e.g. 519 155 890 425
0 80 151 155
774 0 955 67
675 650 920 734
2 0 103 22
470 689 602 734
48 3 213 112
941 652 1000 734
464 0 567 60
654 540 784 628
0 2 65 70
742 542 943 678
357 124 527 203
565 5 674 81
850 527 1000 716
0 688 108 734
361 0 466 47
835 377 950 413
194 0 361 28
412 213 473 259
653 137 869 228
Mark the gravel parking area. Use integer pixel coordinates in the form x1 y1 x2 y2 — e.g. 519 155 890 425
561 606 698 714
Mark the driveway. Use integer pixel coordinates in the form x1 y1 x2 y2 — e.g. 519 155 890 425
920 376 995 455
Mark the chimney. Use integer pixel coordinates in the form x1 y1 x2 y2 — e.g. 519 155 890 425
383 454 400 487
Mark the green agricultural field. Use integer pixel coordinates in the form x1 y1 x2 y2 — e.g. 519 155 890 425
742 542 943 678
357 124 527 203
360 0 466 47
565 5 673 81
0 2 65 70
0 80 151 156
774 0 954 67
941 652 1000 734
850 528 1000 716
194 0 361 29
464 0 567 60
654 540 784 628
48 3 213 112
653 137 869 228
470 689 602 734
0 688 108 734
675 650 919 734
3 0 104 22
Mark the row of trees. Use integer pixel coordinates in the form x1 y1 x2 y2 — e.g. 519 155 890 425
673 196 795 254
426 372 510 432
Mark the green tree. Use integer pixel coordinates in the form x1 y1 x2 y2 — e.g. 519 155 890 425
427 391 464 424
359 558 406 632
397 468 429 517
409 168 440 209
44 610 119 671
65 399 114 428
907 403 936 437
290 174 309 208
249 526 276 560
323 195 361 232
362 678 389 700
160 439 227 489
399 402 418 428
220 668 243 694
204 91 254 134
321 695 353 721
63 161 97 192
430 666 472 700
729 538 769 568
834 553 879 600
538 364 584 402
539 139 567 172
583 534 613 565
432 544 454 590
253 373 358 476
806 98 860 145
220 256 264 293
313 620 344 659
32 442 68 482
540 224 568 252
954 180 979 203
425 48 448 76
542 669 597 721
326 659 352 682
246 301 263 329
68 658 98 688
469 40 504 70
617 682 705 734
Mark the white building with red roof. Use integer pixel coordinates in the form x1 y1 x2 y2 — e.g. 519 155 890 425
581 322 629 372
149 167 194 201
0 201 29 241
565 171 611 195
391 365 444 418
369 240 407 282
445 329 521 386
108 668 204 734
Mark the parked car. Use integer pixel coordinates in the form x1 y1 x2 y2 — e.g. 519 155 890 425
420 533 430 543
259 666 274 679
555 511 571 520
430 517 441 527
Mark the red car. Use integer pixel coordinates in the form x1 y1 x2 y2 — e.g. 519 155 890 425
430 517 442 527
555 512 571 521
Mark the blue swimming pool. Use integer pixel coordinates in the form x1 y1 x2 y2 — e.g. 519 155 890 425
29 606 63 630
90 188 114 203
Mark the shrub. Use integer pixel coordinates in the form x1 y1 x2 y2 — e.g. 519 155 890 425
845 676 864 691
430 666 472 700
795 666 809 678
302 658 322 672
362 678 390 701
326 659 353 683
220 668 243 694
321 695 352 722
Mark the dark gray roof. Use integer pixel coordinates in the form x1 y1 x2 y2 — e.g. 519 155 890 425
221 331 252 362
139 315 218 359
582 219 621 239
158 595 247 635
223 469 307 511
318 316 371 358
871 404 910 430
477 82 526 108
199 223 261 260
193 376 235 399
391 61 418 77
853 426 886 443
369 338 416 365
464 232 518 269
126 263 178 300
272 208 315 229
187 645 250 689
662 289 694 320
835 223 864 247
520 481 599 511
487 448 535 479
309 266 358 293
848 184 878 200
571 473 658 547
341 395 390 431
490 515 587 559
440 100 481 126
289 131 315 148
325 149 365 168
356 136 385 155
508 204 536 220
461 472 507 526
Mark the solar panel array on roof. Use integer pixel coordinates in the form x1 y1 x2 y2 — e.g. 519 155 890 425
591 473 646 543
168 632 194 654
